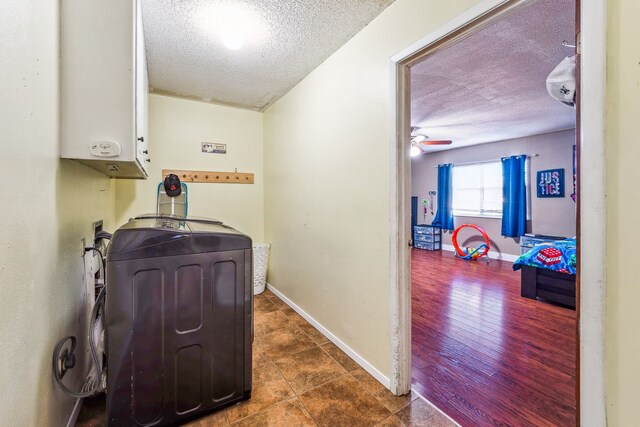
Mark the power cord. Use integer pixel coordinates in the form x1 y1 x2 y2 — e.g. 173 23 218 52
84 246 105 283
51 247 107 398
52 286 106 398
95 230 112 241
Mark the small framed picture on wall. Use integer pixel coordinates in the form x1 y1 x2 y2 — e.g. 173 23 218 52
537 168 565 198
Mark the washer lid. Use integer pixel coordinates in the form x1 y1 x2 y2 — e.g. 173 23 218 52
133 213 223 225
108 214 252 261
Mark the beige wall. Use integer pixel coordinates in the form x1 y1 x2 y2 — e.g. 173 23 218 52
0 1 117 425
116 94 265 241
3 0 637 424
606 0 640 423
263 0 482 378
411 129 577 257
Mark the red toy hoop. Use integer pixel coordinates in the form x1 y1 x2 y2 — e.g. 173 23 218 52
452 224 491 259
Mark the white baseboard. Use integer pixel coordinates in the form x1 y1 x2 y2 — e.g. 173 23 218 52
441 244 519 263
66 398 83 427
266 284 391 390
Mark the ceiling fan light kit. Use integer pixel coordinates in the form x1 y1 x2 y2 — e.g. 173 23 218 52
410 126 453 149
410 145 423 157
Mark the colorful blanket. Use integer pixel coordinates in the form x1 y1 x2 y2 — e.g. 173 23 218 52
513 238 577 275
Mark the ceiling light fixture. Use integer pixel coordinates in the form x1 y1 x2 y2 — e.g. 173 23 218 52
411 134 427 143
197 4 267 51
220 20 245 50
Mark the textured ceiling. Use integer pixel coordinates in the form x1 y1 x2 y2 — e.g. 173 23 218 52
142 0 395 110
411 0 576 152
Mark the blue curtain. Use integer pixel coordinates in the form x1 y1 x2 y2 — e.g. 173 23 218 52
501 155 527 237
432 164 454 231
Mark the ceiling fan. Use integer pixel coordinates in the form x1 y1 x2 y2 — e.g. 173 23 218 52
410 127 452 156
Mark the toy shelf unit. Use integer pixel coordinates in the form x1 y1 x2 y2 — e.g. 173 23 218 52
520 234 568 255
413 225 442 251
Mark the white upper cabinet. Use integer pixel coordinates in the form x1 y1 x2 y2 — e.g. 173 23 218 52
61 0 149 179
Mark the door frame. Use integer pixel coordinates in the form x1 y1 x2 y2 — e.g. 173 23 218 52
388 0 607 424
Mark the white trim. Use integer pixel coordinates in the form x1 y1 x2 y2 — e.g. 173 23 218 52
388 41 412 395
441 244 519 263
66 398 83 427
266 283 391 389
578 1 608 425
452 212 503 219
389 0 518 396
389 0 510 63
390 0 608 423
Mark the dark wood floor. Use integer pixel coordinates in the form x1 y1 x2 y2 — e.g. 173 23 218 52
411 249 576 427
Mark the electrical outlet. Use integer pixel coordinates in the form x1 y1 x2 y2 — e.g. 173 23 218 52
93 220 103 249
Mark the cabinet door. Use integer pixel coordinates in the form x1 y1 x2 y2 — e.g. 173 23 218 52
61 0 135 161
61 0 148 178
135 0 149 172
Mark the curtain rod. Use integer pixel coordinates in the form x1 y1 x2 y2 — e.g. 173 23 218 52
434 154 539 168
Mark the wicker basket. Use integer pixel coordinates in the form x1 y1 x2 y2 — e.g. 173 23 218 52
253 243 270 295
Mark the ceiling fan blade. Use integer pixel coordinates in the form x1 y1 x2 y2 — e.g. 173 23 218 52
410 127 425 138
423 140 452 145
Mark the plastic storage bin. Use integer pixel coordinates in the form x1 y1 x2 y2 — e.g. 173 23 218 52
413 225 442 251
414 226 436 235
520 234 567 254
414 233 441 243
253 243 270 295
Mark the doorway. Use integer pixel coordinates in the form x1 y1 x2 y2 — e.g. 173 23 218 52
388 0 607 425
409 1 577 424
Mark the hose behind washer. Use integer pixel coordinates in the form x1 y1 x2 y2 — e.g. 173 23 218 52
52 285 106 398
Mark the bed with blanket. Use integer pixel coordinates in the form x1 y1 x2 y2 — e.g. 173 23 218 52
513 238 576 309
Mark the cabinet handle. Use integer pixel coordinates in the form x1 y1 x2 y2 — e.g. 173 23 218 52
146 159 151 163
143 150 148 154
138 136 144 142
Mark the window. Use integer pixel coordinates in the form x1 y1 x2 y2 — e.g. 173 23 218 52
452 161 503 217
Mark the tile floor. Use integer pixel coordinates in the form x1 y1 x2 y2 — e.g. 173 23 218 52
76 289 455 427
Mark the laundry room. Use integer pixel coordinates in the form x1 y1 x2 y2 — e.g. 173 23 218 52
2 0 638 426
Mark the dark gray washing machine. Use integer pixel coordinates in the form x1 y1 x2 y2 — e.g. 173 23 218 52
106 215 252 426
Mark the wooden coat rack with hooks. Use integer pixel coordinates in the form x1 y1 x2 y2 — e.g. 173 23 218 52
162 169 254 184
